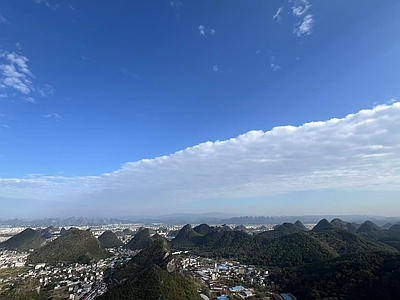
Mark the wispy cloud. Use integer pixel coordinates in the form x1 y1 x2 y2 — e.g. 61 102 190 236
169 0 182 17
270 56 281 71
289 0 315 37
0 50 54 100
169 0 182 8
2 103 400 216
43 113 62 120
34 0 59 10
37 83 55 97
199 25 216 36
0 15 9 24
290 0 311 16
273 7 284 22
0 51 34 94
294 14 314 37
212 64 219 73
23 96 36 103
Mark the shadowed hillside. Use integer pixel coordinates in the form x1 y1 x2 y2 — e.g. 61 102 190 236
99 239 201 300
0 228 46 251
98 230 123 248
27 228 110 264
124 227 157 250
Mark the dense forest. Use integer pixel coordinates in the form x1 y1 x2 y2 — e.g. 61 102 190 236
171 220 400 299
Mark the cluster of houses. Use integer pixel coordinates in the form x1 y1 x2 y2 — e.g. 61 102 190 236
178 255 269 299
0 249 27 269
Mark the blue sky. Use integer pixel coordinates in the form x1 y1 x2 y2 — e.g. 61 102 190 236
1 0 400 218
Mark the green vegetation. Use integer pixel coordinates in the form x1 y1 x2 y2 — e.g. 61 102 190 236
172 222 397 269
294 220 308 231
27 228 110 265
98 230 124 248
309 228 396 255
360 228 400 250
0 228 46 251
100 238 201 300
256 222 302 239
278 252 400 300
356 220 382 233
101 264 201 300
169 221 399 299
312 218 333 232
123 227 157 250
193 223 211 235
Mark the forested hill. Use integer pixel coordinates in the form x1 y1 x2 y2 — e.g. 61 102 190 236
27 228 110 264
98 230 124 248
99 239 201 300
278 251 400 300
168 219 400 299
171 221 396 267
0 228 46 251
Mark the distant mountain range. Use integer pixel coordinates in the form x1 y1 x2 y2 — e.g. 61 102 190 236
1 214 399 226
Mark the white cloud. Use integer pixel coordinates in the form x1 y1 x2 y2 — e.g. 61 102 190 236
43 112 62 120
213 64 219 73
0 50 54 99
199 25 216 36
290 0 311 16
294 14 314 37
0 51 34 94
273 7 284 22
1 103 400 216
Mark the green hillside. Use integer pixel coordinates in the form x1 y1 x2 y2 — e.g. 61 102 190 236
312 218 333 232
27 228 110 264
99 239 201 300
330 218 349 230
171 224 202 248
256 222 302 239
0 228 46 251
356 220 382 233
193 223 211 235
294 220 308 231
123 227 157 250
309 228 396 255
279 252 400 300
98 230 123 248
171 221 398 269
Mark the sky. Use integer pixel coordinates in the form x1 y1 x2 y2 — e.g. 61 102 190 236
1 0 400 219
